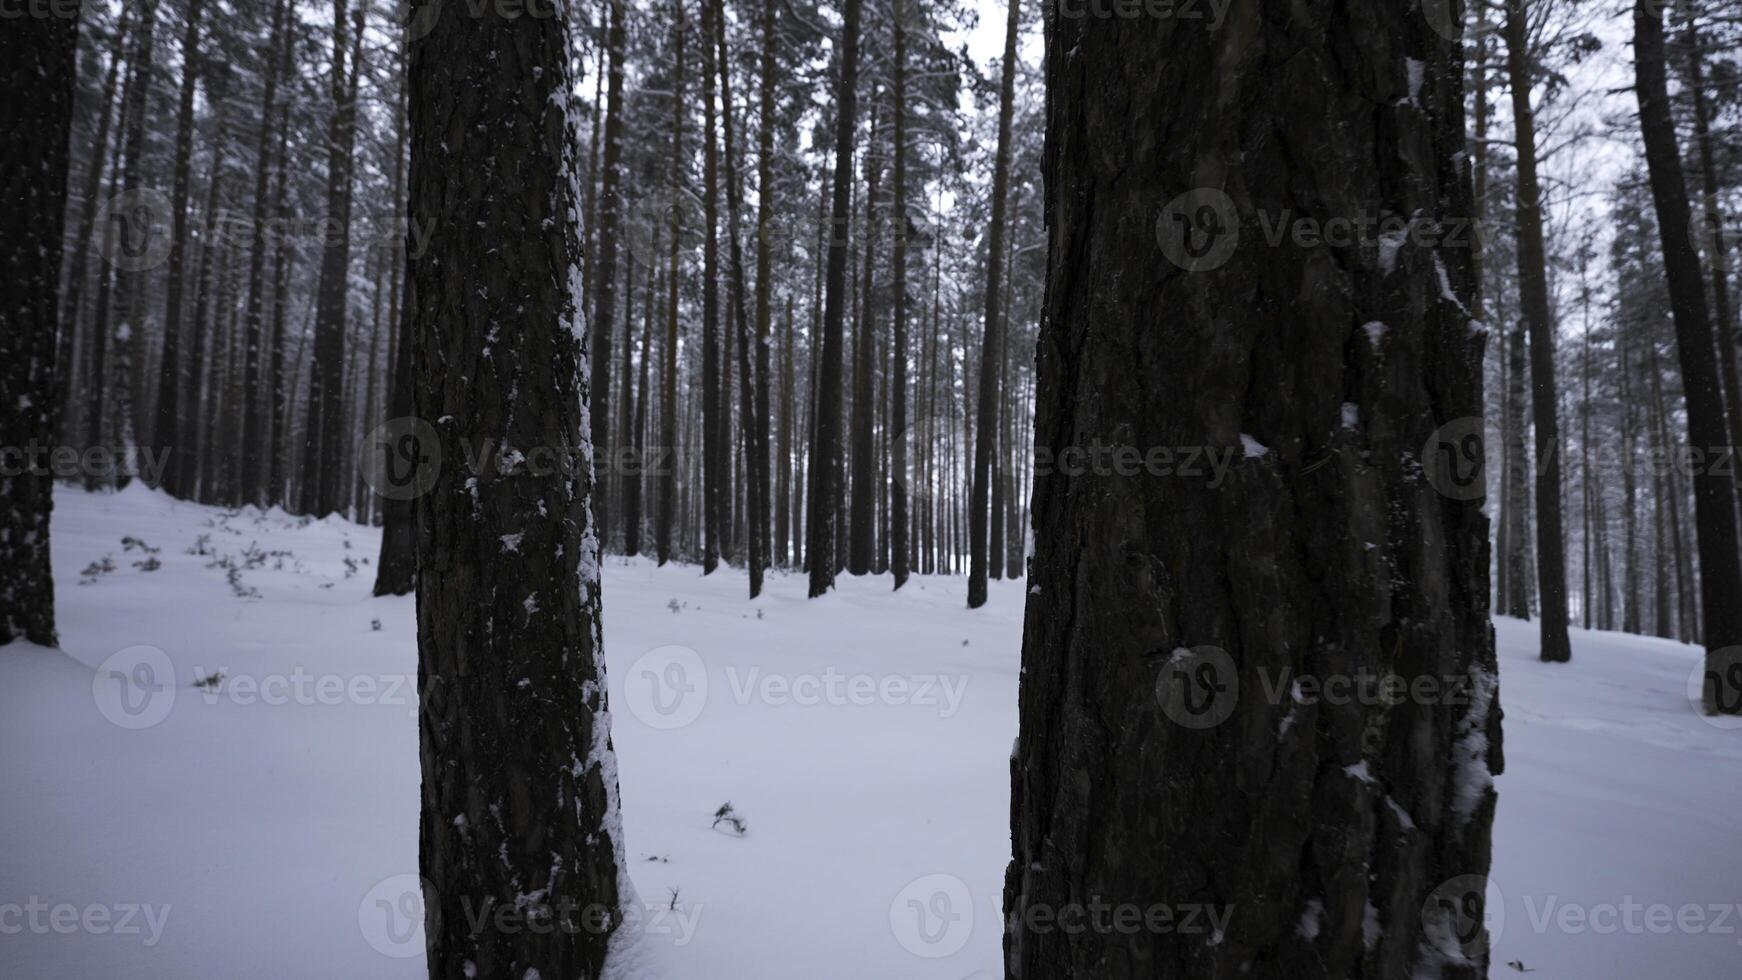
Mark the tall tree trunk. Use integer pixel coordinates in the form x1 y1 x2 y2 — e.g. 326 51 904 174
408 0 624 972
1634 0 1742 713
151 0 204 494
180 100 234 499
1502 322 1531 618
715 0 765 595
1620 325 1642 634
1679 12 1742 505
374 70 418 595
590 0 626 538
1 0 79 647
58 10 128 446
1007 4 1502 976
967 0 1017 609
656 0 686 567
752 0 777 581
298 0 361 517
805 0 861 597
265 94 295 505
699 0 723 574
240 0 292 507
849 98 882 575
1502 0 1571 662
889 6 911 590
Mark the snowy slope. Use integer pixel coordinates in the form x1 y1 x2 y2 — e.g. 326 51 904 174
1 486 1737 979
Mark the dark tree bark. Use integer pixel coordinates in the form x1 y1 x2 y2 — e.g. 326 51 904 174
1502 0 1570 662
752 0 777 581
805 0 862 597
298 0 362 517
1500 321 1530 618
656 0 685 567
590 0 626 536
1006 3 1503 976
714 0 765 596
408 0 625 972
1 0 79 647
373 86 416 598
1635 0 1742 712
151 0 204 495
58 9 128 446
849 99 882 576
889 6 911 590
699 0 723 574
1678 12 1742 503
240 0 293 507
967 0 1017 609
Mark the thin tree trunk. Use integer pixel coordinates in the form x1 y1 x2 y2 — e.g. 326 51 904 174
805 0 862 597
1635 0 1742 711
1503 0 1570 661
656 0 686 567
968 0 1018 609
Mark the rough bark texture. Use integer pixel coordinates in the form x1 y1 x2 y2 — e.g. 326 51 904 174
1006 3 1503 977
240 0 292 507
1633 0 1742 712
408 0 625 973
1 0 79 647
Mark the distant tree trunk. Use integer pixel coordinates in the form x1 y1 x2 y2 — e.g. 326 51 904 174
1679 12 1742 504
1503 0 1570 662
112 0 160 467
715 0 765 595
1635 0 1742 712
699 0 723 574
181 98 234 500
752 0 777 580
889 6 911 590
1501 322 1531 618
656 0 686 567
1007 4 1502 976
265 95 295 505
625 251 655 557
805 0 861 597
373 84 415 597
151 0 204 494
590 0 626 538
848 98 882 576
409 0 624 971
775 296 794 566
1619 325 1642 634
1 0 79 647
240 0 292 507
967 0 1017 609
614 250 637 551
298 0 362 517
59 12 128 446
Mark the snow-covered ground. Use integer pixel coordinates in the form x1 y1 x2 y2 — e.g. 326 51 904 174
2 486 1739 978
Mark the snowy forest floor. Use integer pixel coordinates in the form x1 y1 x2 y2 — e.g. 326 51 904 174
3 486 1740 979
